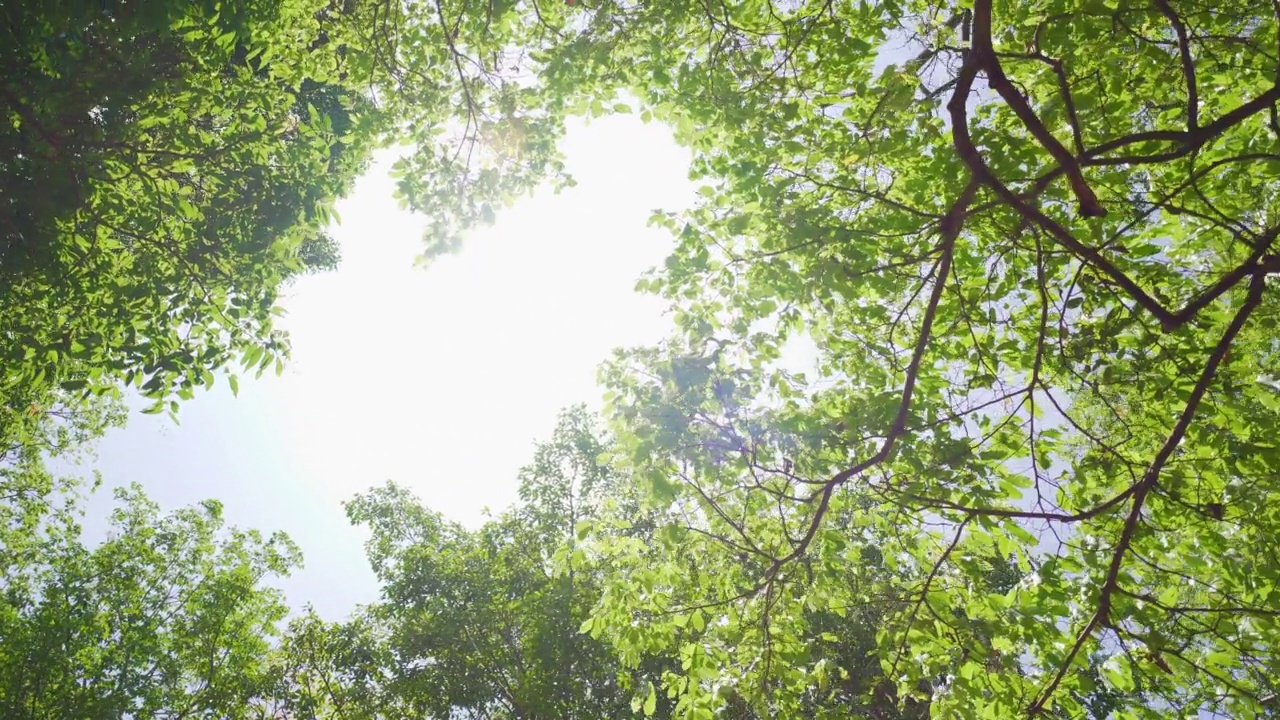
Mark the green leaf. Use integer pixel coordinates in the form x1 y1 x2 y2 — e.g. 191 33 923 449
1100 655 1135 693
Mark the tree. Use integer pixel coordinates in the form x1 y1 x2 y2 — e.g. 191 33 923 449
0 0 610 431
260 609 398 720
0 478 300 719
6 0 1280 716
375 0 1280 716
0 0 385 417
327 407 956 719
334 407 660 720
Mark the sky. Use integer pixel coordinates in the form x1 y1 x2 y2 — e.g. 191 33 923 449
67 114 695 620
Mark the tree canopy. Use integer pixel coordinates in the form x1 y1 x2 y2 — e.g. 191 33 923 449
4 0 361 411
0 478 298 719
557 1 1280 715
3 0 1280 718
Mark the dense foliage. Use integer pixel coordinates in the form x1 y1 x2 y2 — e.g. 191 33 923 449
0 475 298 718
2 0 370 423
555 1 1280 716
4 0 1280 718
0 410 947 719
0 0 570 429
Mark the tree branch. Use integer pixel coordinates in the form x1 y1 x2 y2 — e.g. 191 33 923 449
971 0 1105 217
765 177 979 579
1028 270 1268 715
1154 0 1199 130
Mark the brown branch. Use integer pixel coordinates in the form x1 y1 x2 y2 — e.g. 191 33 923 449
948 49 986 181
971 0 1105 217
1028 270 1268 715
1154 0 1198 130
781 167 940 220
1114 586 1280 617
432 0 481 163
889 517 972 679
1000 182 1269 332
898 481 1139 524
765 177 979 580
1165 225 1280 324
683 472 769 560
1084 84 1280 167
949 42 1179 327
952 78 1279 333
1006 49 1085 155
956 85 1280 204
1158 645 1269 705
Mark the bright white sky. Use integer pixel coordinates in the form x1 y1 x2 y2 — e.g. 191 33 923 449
71 115 694 619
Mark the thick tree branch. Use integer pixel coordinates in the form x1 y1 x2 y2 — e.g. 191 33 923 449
1084 84 1280 167
1005 49 1085 155
971 0 1105 217
1114 586 1280 618
898 482 1139 524
951 65 1280 333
